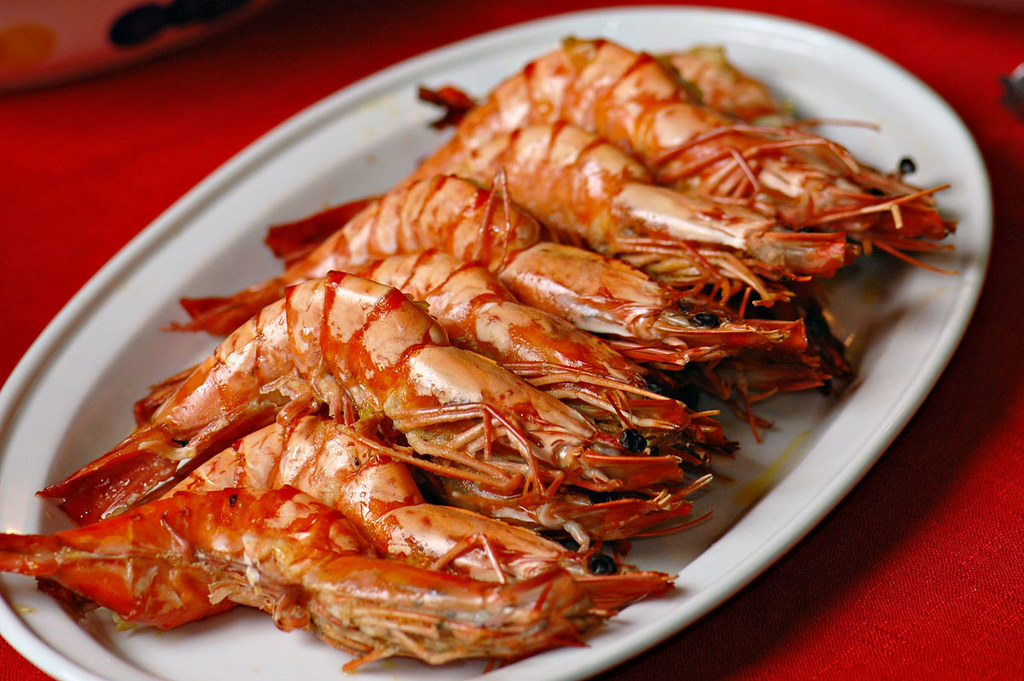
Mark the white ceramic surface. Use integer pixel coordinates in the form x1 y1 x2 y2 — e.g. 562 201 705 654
0 7 990 681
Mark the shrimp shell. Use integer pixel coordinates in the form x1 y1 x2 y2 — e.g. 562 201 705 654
658 45 789 123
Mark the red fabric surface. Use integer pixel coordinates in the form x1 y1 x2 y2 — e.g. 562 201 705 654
2 0 1023 679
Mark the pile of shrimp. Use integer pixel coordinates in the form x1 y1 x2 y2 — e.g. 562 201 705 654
0 38 954 672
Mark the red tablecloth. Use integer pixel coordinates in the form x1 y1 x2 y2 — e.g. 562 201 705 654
2 0 1023 679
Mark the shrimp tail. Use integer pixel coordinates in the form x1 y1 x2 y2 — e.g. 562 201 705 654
174 195 392 337
133 364 196 425
575 572 673 611
39 428 188 525
0 491 258 629
0 533 60 574
418 85 477 129
264 196 378 266
43 293 308 524
170 279 287 335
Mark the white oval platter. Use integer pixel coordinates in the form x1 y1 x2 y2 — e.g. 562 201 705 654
0 7 990 681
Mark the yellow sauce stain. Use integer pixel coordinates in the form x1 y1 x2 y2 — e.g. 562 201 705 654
735 430 809 507
0 23 57 69
860 273 881 306
111 611 138 631
843 272 882 369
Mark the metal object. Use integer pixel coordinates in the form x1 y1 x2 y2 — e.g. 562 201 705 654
1001 62 1024 118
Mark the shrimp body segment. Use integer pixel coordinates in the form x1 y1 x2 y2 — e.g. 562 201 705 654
42 292 336 525
660 45 788 123
0 487 606 670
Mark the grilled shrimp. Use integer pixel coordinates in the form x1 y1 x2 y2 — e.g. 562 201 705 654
175 173 546 336
356 249 730 452
44 272 689 536
420 44 786 129
175 175 813 373
420 45 787 130
425 471 710 545
659 45 788 123
413 123 856 300
492 240 813 373
435 37 953 252
1 487 610 670
175 414 674 604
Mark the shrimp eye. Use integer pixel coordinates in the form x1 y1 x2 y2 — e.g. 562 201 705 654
619 428 647 453
899 156 917 175
866 187 885 197
588 553 618 575
228 494 238 507
675 383 700 409
644 380 666 395
803 309 832 340
558 537 581 551
690 312 720 328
